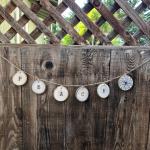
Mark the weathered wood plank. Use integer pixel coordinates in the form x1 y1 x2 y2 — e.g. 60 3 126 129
0 45 149 150
20 47 38 150
0 4 36 44
40 0 86 44
0 46 22 149
11 0 60 44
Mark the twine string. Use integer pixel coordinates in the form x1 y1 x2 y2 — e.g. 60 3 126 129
0 54 150 87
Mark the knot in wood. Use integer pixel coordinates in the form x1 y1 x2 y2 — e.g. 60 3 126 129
92 0 101 7
42 60 54 70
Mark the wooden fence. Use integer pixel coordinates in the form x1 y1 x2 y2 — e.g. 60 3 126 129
0 0 150 149
0 0 149 45
0 44 150 149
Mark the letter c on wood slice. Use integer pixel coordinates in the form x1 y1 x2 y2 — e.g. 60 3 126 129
75 86 89 102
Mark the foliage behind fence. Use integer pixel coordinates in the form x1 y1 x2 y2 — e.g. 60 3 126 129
0 0 150 45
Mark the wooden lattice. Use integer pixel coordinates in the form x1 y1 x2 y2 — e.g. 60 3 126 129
0 0 150 45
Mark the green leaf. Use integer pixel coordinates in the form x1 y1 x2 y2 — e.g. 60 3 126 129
61 34 74 45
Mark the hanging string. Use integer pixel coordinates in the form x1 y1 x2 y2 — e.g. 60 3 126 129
0 54 150 87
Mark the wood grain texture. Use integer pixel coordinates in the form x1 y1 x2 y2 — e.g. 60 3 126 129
0 45 149 150
0 46 22 149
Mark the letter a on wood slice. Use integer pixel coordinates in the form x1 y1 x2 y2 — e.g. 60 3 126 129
53 86 69 102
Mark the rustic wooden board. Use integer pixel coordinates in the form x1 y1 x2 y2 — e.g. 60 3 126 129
0 45 150 150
